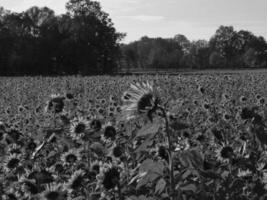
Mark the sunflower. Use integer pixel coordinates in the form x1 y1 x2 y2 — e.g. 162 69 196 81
90 160 100 174
101 124 117 143
122 82 160 119
41 183 67 200
66 169 85 192
20 178 39 198
215 145 235 163
49 162 65 174
3 154 21 173
28 169 54 185
61 149 81 165
97 163 120 191
69 117 90 140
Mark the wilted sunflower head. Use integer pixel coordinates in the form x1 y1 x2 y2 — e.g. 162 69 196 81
90 119 102 132
122 82 160 121
45 94 65 114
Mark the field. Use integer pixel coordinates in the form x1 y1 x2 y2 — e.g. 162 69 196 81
1 72 267 200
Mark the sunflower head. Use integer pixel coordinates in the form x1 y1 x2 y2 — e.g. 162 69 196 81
103 126 116 140
157 146 169 162
102 167 120 190
112 145 123 158
220 146 234 159
122 82 160 121
70 117 90 140
67 169 85 192
3 154 21 172
61 149 81 165
28 170 54 185
90 161 100 174
41 184 67 200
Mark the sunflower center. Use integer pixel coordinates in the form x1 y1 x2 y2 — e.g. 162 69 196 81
71 176 83 190
137 93 154 113
66 154 77 163
104 126 116 139
7 158 19 169
113 146 123 158
24 181 39 194
45 191 59 200
103 168 120 190
220 146 234 159
75 123 86 134
92 164 100 173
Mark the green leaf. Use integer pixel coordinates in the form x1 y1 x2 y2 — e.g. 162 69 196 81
136 119 161 138
135 134 154 153
90 142 106 156
155 178 166 194
180 183 197 192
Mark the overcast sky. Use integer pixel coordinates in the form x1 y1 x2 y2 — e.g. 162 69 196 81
1 0 267 43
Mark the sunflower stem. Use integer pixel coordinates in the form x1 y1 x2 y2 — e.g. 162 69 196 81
117 182 123 200
158 106 176 200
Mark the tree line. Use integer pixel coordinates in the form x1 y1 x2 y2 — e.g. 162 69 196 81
120 26 267 71
0 0 267 76
0 0 124 76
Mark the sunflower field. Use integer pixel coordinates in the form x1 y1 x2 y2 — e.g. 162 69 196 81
0 73 267 200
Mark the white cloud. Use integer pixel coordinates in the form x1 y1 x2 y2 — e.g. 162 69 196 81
119 15 165 22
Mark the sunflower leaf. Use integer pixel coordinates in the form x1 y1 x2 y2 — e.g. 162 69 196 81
136 119 161 138
155 178 166 194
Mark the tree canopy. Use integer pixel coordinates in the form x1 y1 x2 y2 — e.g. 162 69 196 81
0 0 125 76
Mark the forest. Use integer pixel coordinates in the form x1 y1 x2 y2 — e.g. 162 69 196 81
0 0 267 75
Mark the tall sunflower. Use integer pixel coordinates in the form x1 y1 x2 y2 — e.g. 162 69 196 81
122 82 160 121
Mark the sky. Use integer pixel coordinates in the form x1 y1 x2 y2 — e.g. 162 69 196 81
1 0 267 43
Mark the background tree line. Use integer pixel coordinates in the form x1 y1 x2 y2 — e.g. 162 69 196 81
120 26 267 71
0 0 125 76
0 0 267 76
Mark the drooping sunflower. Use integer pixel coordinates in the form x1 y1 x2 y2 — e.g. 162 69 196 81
122 82 160 121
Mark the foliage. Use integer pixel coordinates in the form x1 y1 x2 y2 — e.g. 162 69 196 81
120 26 267 71
0 1 125 76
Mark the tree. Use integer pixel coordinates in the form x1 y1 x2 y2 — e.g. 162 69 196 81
65 0 125 74
209 26 242 67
